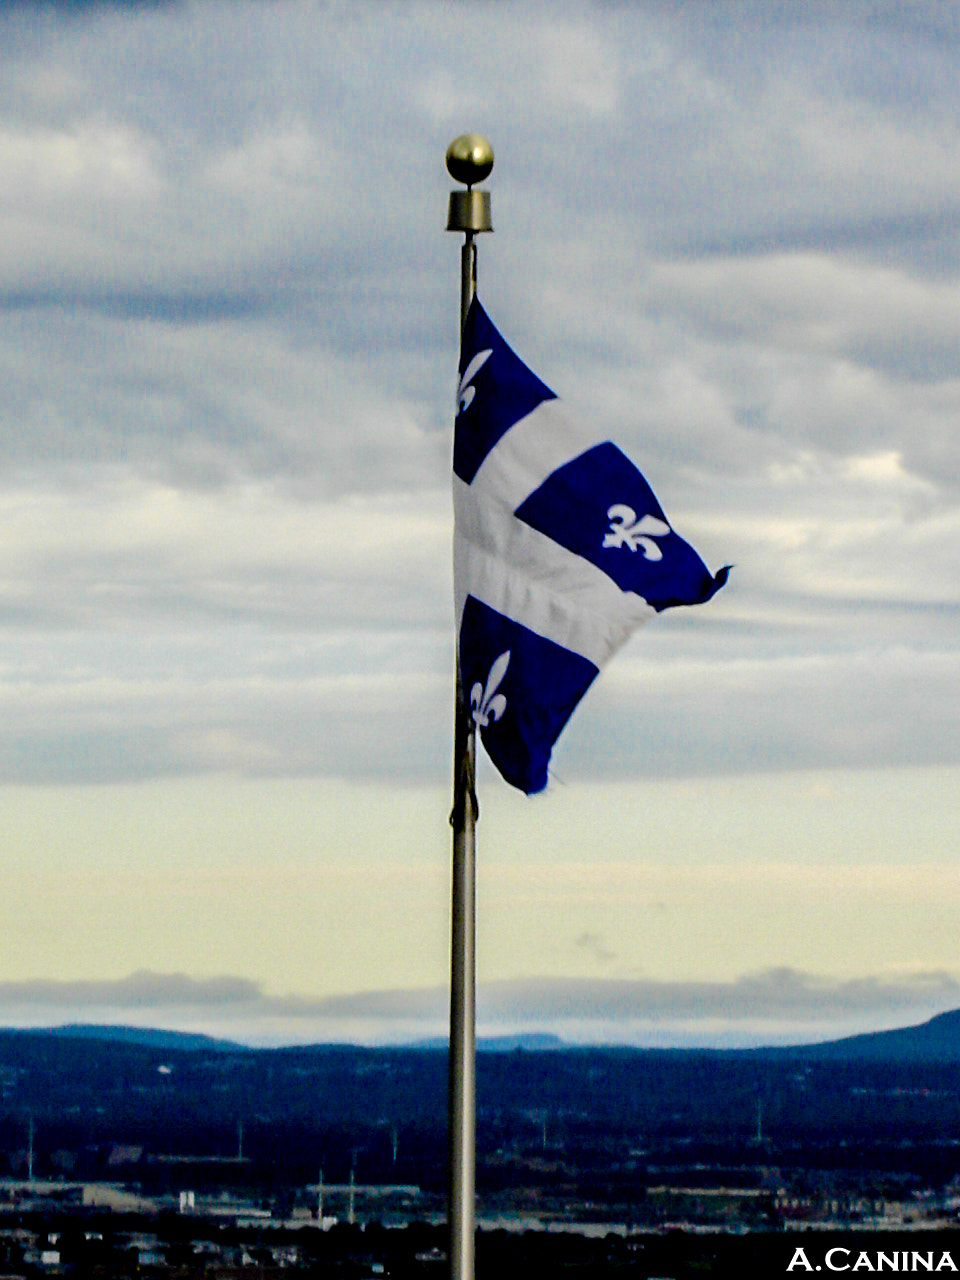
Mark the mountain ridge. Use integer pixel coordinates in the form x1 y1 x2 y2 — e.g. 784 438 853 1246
5 1007 959 1061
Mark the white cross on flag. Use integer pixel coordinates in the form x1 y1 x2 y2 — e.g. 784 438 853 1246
454 297 730 794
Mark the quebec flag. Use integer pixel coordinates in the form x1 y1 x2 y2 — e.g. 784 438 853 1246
454 298 729 795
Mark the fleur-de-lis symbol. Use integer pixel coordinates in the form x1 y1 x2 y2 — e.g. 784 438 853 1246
457 348 492 415
602 505 671 559
470 650 510 728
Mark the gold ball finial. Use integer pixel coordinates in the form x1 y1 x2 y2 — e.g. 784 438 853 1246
446 134 494 187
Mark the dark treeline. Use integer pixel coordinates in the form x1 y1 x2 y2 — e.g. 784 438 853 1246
2 1027 960 1195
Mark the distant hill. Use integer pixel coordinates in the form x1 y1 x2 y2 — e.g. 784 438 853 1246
37 1024 243 1053
413 1033 566 1053
479 1033 566 1052
770 1008 960 1063
34 1026 565 1055
9 1008 960 1062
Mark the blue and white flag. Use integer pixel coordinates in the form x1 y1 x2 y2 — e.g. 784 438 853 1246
454 298 729 795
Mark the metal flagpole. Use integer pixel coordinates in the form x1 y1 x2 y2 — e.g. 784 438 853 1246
445 133 493 1280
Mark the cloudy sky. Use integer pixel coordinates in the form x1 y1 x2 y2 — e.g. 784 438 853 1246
0 0 958 1048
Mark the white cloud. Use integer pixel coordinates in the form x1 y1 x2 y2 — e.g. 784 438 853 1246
0 470 954 787
533 21 621 118
0 119 160 202
570 648 960 779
